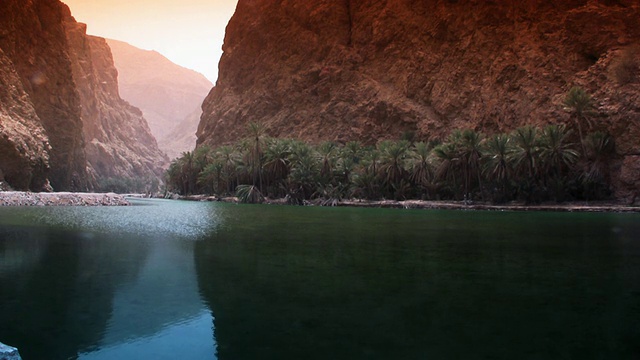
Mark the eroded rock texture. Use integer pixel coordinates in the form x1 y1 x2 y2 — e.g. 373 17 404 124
0 0 167 190
0 0 88 190
198 0 640 202
65 16 168 181
0 48 51 191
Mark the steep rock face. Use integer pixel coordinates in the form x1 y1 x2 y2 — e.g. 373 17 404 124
0 48 51 191
106 39 213 159
0 0 167 191
64 18 168 181
199 0 640 202
0 0 88 190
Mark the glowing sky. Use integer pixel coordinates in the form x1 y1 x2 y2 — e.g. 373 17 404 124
64 0 238 82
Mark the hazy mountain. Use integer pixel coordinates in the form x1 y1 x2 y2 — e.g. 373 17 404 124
106 39 213 159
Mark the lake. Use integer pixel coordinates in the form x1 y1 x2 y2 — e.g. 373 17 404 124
0 199 639 359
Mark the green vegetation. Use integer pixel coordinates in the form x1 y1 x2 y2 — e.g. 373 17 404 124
166 120 615 205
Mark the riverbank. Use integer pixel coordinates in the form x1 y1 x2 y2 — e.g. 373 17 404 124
1 191 637 212
174 194 640 213
0 192 130 206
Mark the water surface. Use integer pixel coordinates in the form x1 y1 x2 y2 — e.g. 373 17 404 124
1 199 639 359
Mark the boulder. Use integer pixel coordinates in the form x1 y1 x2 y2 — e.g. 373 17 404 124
0 342 21 360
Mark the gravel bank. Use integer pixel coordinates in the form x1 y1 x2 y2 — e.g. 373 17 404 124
0 192 130 206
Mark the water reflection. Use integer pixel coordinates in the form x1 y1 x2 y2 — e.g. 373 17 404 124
79 240 216 360
0 226 149 359
1 201 639 359
0 200 220 360
195 206 640 359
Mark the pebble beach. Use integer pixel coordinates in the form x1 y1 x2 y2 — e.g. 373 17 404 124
0 192 130 206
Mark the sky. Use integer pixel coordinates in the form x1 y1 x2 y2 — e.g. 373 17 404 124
64 0 238 83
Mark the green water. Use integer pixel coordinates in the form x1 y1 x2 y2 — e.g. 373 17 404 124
0 199 639 359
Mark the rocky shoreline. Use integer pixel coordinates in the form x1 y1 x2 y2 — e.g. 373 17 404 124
1 191 637 212
173 195 640 213
0 191 130 206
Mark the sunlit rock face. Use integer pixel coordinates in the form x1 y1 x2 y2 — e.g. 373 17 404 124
0 0 89 191
65 16 168 181
0 0 167 190
106 39 213 161
198 0 640 202
0 48 51 191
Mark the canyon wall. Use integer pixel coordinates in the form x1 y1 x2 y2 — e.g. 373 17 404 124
0 0 167 191
65 17 167 181
0 48 51 191
0 0 88 190
198 0 640 202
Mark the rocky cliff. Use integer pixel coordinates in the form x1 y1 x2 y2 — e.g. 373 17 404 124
0 0 88 191
198 0 640 202
0 48 51 191
0 0 167 191
65 17 167 182
106 39 213 160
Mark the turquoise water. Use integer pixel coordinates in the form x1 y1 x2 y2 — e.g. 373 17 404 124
0 199 639 359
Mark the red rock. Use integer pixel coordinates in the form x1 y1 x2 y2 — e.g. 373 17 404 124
198 0 640 202
0 0 88 190
0 0 167 191
65 17 168 181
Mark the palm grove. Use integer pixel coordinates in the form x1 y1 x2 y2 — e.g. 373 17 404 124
166 87 614 204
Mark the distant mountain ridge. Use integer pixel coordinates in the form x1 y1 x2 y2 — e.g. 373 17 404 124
106 39 213 160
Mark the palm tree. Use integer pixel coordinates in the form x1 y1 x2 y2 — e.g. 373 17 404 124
538 124 579 201
316 141 338 182
263 138 291 196
563 86 595 153
458 129 483 200
351 170 380 200
191 145 213 194
361 147 381 177
198 161 224 195
433 141 461 199
236 184 264 204
343 140 363 164
482 134 512 202
165 160 184 194
510 126 539 180
179 151 195 195
408 141 434 199
539 124 579 181
509 126 540 203
246 122 267 190
288 147 319 202
217 145 240 194
378 140 410 199
582 131 614 200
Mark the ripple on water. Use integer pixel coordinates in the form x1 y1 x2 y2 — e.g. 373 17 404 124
31 199 222 240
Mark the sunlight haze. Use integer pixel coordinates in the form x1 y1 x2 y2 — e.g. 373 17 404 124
63 0 238 82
